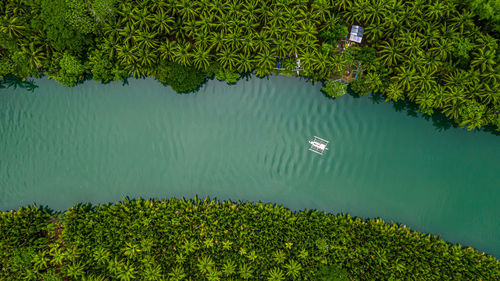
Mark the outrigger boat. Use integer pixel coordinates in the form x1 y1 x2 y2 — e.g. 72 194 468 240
308 136 329 155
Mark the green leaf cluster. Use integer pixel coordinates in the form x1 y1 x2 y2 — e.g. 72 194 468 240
321 80 347 98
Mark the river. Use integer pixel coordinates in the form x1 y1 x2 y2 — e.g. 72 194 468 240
1 75 499 256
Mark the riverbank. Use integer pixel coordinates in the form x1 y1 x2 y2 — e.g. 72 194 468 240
1 0 498 131
1 197 499 280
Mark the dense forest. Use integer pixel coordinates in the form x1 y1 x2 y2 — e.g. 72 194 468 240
0 0 498 131
1 197 499 280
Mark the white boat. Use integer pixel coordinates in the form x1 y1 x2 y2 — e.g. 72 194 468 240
308 136 329 155
309 141 326 150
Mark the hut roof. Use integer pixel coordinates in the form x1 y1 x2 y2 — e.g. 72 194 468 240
349 25 364 43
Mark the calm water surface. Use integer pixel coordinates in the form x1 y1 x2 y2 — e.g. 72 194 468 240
1 76 499 256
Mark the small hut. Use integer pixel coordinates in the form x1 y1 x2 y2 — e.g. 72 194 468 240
349 25 364 44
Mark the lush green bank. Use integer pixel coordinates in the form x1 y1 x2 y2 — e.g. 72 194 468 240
1 0 499 131
1 197 499 280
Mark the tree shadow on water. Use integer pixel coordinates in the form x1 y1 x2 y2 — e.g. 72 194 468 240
0 75 39 93
365 92 499 136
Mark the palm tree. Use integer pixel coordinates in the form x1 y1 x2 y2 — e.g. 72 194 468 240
241 34 255 56
378 39 404 67
152 10 175 35
224 30 242 49
116 44 138 65
254 49 275 75
450 10 475 34
253 31 271 53
32 250 49 270
394 66 416 91
20 42 46 70
197 255 215 274
443 69 469 90
365 0 389 25
192 47 211 71
136 31 159 49
117 261 136 281
286 36 301 57
421 24 440 48
298 21 318 42
222 260 236 277
118 22 138 45
344 0 369 24
267 7 284 27
333 0 352 12
312 50 329 79
430 38 453 61
425 0 446 22
168 265 186 281
50 246 66 266
182 19 198 39
310 0 331 23
268 267 285 281
92 247 110 266
471 47 496 72
238 263 254 280
364 24 385 43
65 261 85 280
176 0 198 21
414 67 437 93
196 14 215 35
209 31 225 52
284 260 302 279
442 86 466 121
158 40 176 61
400 32 424 58
135 7 155 31
273 36 288 58
282 21 297 38
208 0 225 17
118 3 137 25
172 42 193 66
103 19 121 41
257 1 272 25
0 16 26 39
226 0 242 17
241 0 260 23
194 32 211 50
384 81 405 101
137 48 158 69
217 46 238 70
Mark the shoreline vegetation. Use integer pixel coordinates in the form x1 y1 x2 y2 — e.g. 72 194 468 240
1 197 499 280
0 0 498 131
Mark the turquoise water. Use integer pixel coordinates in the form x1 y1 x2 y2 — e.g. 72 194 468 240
1 76 499 256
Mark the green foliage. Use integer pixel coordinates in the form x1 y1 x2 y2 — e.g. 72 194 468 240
40 0 93 52
315 264 350 281
353 47 377 66
91 0 117 24
88 49 114 83
161 62 207 93
322 80 347 98
0 198 499 280
458 0 500 32
52 52 86 86
216 69 240 84
320 20 349 42
350 72 384 97
65 0 95 35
